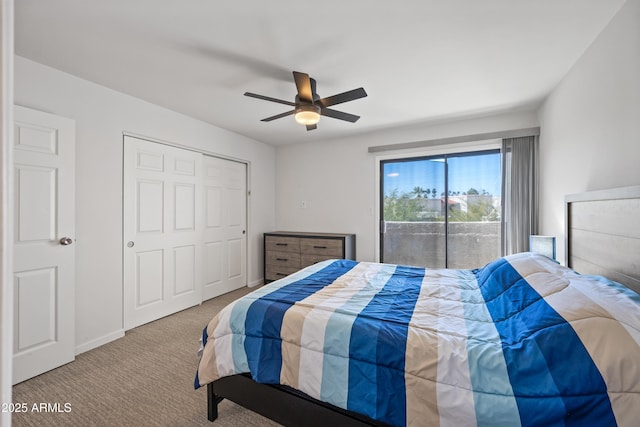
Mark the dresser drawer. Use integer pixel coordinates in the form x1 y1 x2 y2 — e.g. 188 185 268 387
265 265 301 282
300 238 343 257
265 236 300 253
265 251 301 269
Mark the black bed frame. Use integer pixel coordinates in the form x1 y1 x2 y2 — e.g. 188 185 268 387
207 373 391 426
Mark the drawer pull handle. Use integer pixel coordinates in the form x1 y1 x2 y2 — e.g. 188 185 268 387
276 273 287 276
276 243 288 246
313 245 327 249
276 258 288 261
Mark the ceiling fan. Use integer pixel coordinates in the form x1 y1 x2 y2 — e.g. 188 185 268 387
244 71 367 131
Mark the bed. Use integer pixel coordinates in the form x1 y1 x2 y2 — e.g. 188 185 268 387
195 185 640 427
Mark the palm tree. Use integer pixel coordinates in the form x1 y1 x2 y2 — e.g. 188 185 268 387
412 186 426 198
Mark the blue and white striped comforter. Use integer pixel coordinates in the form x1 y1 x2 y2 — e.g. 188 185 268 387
195 252 640 426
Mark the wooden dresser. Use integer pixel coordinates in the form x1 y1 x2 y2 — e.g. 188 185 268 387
264 232 356 283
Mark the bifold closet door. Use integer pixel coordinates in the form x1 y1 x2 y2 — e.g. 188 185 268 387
123 136 203 330
202 155 247 300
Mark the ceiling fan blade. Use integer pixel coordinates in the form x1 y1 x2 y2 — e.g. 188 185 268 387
261 110 295 122
317 87 367 108
293 71 313 103
306 124 317 131
245 92 296 107
321 108 360 123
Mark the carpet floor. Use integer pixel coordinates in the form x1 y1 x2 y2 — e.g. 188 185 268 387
12 286 281 427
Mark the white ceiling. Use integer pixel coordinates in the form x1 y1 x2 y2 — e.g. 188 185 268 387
15 0 626 146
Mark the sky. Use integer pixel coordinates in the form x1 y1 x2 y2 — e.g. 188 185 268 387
383 152 501 197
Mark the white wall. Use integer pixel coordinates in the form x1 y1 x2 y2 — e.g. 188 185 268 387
14 56 276 353
276 110 539 262
537 0 640 263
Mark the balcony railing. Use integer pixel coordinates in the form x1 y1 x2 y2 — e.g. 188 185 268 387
383 221 501 269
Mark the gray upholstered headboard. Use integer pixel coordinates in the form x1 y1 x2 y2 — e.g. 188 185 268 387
565 185 640 294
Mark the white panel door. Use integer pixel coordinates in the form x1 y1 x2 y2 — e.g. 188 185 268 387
12 106 75 384
123 136 203 330
202 155 247 300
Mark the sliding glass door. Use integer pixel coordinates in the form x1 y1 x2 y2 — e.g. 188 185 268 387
382 157 447 267
381 150 501 269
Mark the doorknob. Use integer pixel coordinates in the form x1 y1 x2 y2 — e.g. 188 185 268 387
59 237 73 246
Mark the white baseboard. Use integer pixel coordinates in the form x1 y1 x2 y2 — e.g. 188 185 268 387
75 329 125 355
248 278 264 288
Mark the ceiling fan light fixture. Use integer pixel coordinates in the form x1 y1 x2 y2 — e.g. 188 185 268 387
294 105 321 125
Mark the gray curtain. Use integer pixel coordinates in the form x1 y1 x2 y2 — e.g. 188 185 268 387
501 135 539 255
